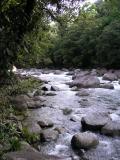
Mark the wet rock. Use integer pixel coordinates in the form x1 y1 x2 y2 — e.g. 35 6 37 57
54 127 66 134
45 92 57 96
38 119 54 128
4 151 68 160
71 86 79 91
33 96 46 102
70 75 100 88
23 121 41 135
9 95 30 111
20 141 38 152
66 71 74 75
27 100 45 109
40 129 59 142
71 132 99 150
103 73 118 81
76 90 89 97
51 86 60 91
101 121 120 136
70 115 81 122
41 86 49 91
62 108 73 115
54 70 62 74
81 113 110 131
99 83 114 89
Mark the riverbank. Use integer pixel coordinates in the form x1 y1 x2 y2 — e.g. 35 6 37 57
0 76 42 159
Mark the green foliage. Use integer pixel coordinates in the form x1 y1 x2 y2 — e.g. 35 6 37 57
45 0 120 68
0 77 41 96
22 127 40 144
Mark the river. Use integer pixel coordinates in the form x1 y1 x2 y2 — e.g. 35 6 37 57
18 69 120 160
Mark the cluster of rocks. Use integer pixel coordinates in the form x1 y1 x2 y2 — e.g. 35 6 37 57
68 69 120 90
71 112 120 153
81 113 120 136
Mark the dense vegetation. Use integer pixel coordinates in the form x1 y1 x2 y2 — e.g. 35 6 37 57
16 0 120 69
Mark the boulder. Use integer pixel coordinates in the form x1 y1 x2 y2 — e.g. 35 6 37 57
27 100 45 109
40 129 59 142
81 113 110 131
101 121 120 136
45 92 56 96
4 151 68 160
51 86 60 91
9 95 30 111
54 70 62 74
114 70 120 79
72 71 90 80
103 73 117 81
23 121 41 135
71 132 99 150
38 119 54 128
76 90 89 96
99 83 114 89
70 75 100 88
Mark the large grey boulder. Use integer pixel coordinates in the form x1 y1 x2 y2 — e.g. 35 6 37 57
103 73 118 81
81 113 110 131
70 75 100 88
101 121 120 136
71 132 99 150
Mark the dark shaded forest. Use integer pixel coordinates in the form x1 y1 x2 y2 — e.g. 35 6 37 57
1 0 120 76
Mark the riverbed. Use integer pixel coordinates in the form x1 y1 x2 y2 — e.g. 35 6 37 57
18 69 120 160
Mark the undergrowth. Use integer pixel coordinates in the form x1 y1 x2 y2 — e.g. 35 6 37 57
0 75 42 158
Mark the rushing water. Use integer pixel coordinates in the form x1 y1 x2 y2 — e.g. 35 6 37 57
18 69 120 160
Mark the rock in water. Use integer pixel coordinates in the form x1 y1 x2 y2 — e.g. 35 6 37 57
69 75 100 88
103 73 118 81
99 83 114 89
40 129 59 142
51 86 60 91
76 89 89 96
101 121 120 136
38 119 54 128
71 132 99 150
81 113 110 131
